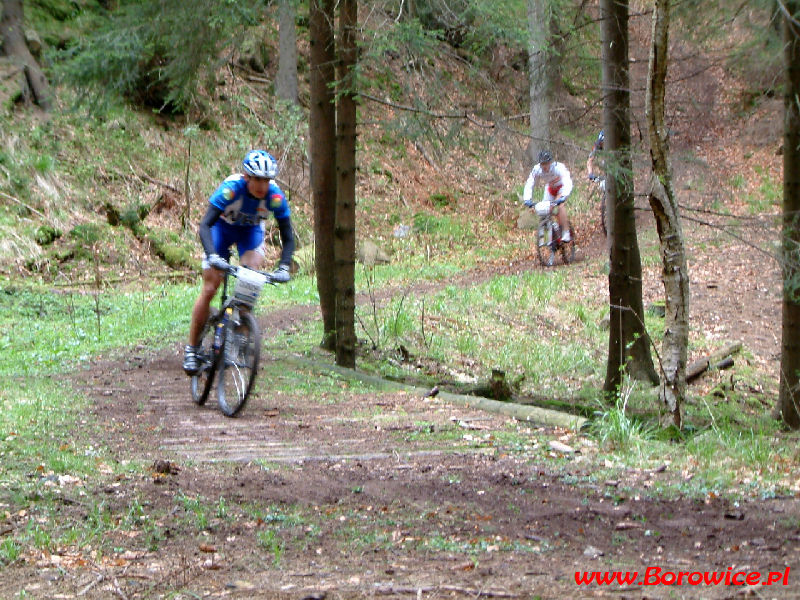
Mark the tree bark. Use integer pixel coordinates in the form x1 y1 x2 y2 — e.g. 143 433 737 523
334 0 357 368
527 0 550 154
0 0 52 110
601 0 659 395
780 0 800 428
309 0 337 351
398 0 415 20
276 0 299 104
645 0 688 428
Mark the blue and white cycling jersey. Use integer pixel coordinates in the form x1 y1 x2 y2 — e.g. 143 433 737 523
208 174 290 226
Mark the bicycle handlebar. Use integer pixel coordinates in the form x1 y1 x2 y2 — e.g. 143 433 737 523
217 262 278 285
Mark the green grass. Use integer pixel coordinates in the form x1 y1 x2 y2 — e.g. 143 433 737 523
1 207 793 529
258 357 379 399
589 383 659 453
419 534 547 555
0 379 103 481
0 270 321 378
256 529 285 565
746 166 781 215
347 268 607 398
0 282 194 376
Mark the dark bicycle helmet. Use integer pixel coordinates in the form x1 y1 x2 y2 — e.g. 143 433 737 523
242 150 278 178
538 149 553 163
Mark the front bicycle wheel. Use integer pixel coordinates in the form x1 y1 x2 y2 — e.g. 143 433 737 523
536 223 557 267
191 308 220 406
217 310 260 417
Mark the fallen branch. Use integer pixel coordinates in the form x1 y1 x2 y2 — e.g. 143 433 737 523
106 165 182 195
130 170 182 195
287 356 587 431
47 270 196 290
686 342 742 382
0 190 46 218
77 574 105 596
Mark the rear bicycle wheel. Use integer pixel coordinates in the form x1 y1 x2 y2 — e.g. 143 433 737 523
600 189 607 236
217 310 260 417
191 308 220 406
536 222 557 267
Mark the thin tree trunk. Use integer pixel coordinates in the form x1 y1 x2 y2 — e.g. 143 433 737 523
334 0 357 368
0 0 52 110
309 0 337 350
276 0 298 104
646 0 688 428
601 0 659 395
780 0 800 428
399 0 415 20
528 0 549 154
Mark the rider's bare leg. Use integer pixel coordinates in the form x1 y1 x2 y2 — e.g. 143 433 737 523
558 209 570 240
240 249 264 269
236 250 266 319
188 267 224 347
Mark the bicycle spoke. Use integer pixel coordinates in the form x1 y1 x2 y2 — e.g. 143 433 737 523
191 308 219 406
217 311 260 417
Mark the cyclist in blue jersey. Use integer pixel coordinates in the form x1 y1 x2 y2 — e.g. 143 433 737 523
586 130 604 181
183 150 295 375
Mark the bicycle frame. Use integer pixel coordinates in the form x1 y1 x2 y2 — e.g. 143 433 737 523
533 199 575 267
213 265 272 335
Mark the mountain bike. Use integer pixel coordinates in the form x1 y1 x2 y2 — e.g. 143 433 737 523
589 175 607 236
534 198 576 267
190 263 276 417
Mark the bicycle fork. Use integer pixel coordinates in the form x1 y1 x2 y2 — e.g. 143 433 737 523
538 218 554 247
212 308 232 351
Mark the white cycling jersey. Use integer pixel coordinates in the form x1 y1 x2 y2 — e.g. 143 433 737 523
523 161 573 203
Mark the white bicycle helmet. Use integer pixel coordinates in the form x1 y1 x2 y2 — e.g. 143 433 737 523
242 150 278 178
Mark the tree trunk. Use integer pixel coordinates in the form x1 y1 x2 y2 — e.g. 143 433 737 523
276 0 298 104
399 0 415 20
0 0 52 110
334 0 357 368
780 0 800 428
601 0 659 395
646 0 688 428
309 0 337 351
527 0 549 154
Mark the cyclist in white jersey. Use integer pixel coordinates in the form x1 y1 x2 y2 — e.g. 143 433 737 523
522 149 573 242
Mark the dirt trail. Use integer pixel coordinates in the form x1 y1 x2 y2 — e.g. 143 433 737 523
72 342 799 600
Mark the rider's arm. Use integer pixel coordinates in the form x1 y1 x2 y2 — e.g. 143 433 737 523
276 216 295 267
522 167 538 204
198 205 223 257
